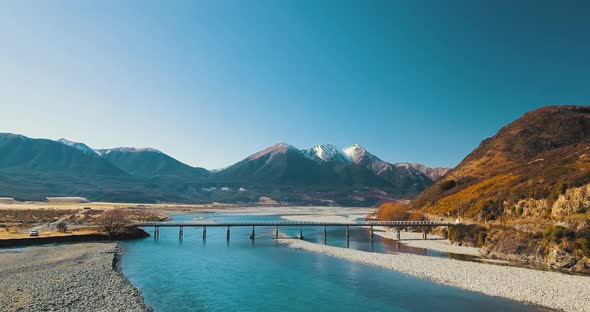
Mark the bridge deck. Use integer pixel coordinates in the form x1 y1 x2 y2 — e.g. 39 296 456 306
135 220 455 227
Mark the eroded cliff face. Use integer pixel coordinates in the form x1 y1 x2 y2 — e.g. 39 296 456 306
453 183 590 274
511 183 590 218
551 183 590 216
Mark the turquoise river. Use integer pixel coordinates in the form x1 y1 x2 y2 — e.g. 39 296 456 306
120 212 545 312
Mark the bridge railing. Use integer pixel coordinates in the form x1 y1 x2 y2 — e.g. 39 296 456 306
135 220 456 227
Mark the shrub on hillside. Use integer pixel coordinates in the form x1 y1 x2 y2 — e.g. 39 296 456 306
576 238 590 257
543 225 566 243
439 180 457 192
547 183 568 207
477 199 503 221
477 231 488 246
447 224 488 247
515 204 524 216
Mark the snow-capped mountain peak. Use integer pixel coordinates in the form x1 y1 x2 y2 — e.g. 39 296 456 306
56 138 99 155
343 144 394 174
305 144 352 163
343 144 368 163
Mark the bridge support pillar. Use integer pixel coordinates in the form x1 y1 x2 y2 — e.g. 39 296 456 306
250 225 255 240
447 226 450 241
179 226 184 240
323 225 327 242
203 226 207 240
346 226 350 248
226 226 230 241
370 225 374 240
422 227 427 240
154 226 159 240
275 226 279 239
396 227 400 240
299 227 304 239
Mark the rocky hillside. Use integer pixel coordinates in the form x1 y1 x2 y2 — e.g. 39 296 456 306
342 144 439 196
412 105 590 220
410 105 590 273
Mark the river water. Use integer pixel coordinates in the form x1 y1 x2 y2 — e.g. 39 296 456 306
120 212 544 312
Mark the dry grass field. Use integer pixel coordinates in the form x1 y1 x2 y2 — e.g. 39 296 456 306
0 200 207 240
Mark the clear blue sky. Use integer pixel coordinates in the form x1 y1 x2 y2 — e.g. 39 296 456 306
1 1 588 169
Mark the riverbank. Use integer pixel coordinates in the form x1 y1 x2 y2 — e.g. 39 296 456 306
374 229 483 257
279 238 590 312
280 214 482 257
0 227 149 248
0 243 151 312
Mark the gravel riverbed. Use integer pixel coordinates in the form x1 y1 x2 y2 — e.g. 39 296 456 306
279 238 590 312
0 243 151 312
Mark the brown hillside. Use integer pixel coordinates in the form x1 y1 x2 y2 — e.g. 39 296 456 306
411 105 590 220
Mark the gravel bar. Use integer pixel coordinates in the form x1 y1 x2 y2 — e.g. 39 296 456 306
279 238 590 312
0 243 151 312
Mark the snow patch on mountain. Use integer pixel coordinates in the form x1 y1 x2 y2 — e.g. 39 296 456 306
305 144 352 163
344 144 392 174
56 138 99 155
343 144 367 163
96 147 162 155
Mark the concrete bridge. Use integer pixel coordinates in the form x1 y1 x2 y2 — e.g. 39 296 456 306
135 220 456 241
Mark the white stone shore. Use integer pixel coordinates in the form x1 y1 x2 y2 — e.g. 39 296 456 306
279 238 590 312
281 214 482 256
0 243 151 312
374 229 482 257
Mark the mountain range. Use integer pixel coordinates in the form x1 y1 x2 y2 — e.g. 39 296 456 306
0 135 448 205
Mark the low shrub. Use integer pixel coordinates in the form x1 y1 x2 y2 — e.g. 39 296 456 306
56 221 68 233
448 224 488 247
547 183 567 207
477 231 488 246
543 225 566 243
477 199 503 221
576 238 590 257
439 180 457 192
516 205 524 216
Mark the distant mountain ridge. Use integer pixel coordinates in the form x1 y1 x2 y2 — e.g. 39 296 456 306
211 143 446 198
57 138 99 155
0 134 126 177
96 147 209 178
0 133 447 205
